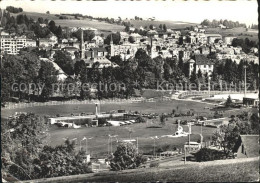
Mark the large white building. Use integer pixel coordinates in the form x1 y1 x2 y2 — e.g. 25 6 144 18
0 33 27 54
189 54 214 76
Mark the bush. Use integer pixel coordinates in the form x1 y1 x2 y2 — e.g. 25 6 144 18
150 161 159 168
194 148 226 162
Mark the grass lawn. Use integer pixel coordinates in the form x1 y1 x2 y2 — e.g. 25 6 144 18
2 100 217 157
1 99 213 118
83 159 259 182
2 99 255 157
48 121 216 157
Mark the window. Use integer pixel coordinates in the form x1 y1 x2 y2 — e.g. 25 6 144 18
241 144 244 153
204 65 206 68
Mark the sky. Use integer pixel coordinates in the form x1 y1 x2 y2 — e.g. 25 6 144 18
0 0 258 26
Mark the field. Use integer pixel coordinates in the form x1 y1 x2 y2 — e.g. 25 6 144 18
48 121 216 157
2 99 255 157
10 11 59 20
55 19 125 33
129 20 198 29
1 99 214 118
205 27 258 41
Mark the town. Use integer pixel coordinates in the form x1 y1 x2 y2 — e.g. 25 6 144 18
1 1 259 183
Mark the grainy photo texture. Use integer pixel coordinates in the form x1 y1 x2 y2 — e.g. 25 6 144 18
1 0 259 182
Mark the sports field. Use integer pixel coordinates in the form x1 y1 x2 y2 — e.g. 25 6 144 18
3 99 255 157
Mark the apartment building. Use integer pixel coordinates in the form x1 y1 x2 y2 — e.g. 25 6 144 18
0 33 27 54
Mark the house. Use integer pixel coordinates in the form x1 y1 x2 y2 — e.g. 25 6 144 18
243 97 259 107
193 54 214 74
39 38 56 47
62 46 79 59
129 27 135 32
218 24 226 29
157 30 168 39
85 47 108 58
130 33 142 42
224 36 237 45
92 36 104 46
61 38 69 44
26 39 37 47
147 30 158 38
233 135 259 158
120 32 130 43
205 34 222 44
188 59 195 76
84 47 116 68
40 23 47 28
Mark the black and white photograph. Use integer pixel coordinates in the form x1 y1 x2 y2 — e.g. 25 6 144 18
0 0 259 182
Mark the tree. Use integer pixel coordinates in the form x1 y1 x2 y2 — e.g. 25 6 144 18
159 24 162 30
46 11 50 14
53 50 75 75
160 113 166 126
149 24 154 30
104 32 121 45
109 142 147 171
48 20 57 33
125 25 130 32
128 36 135 43
56 25 63 39
225 95 233 107
38 61 58 101
2 113 49 180
163 24 167 32
74 60 86 76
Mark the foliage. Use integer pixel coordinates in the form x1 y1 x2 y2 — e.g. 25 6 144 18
38 61 59 101
2 113 92 180
194 148 227 162
160 113 166 126
225 95 233 107
150 161 159 168
71 29 95 42
53 50 75 75
201 19 246 28
104 32 121 45
6 6 23 13
110 142 147 171
128 36 135 43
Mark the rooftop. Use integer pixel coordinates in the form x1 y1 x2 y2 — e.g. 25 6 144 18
194 54 214 65
240 135 259 158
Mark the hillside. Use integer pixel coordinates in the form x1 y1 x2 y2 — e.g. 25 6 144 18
129 20 198 29
21 157 259 182
10 11 59 20
55 19 125 32
205 27 259 42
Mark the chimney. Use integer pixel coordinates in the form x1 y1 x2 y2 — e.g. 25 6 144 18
110 34 113 45
81 29 85 59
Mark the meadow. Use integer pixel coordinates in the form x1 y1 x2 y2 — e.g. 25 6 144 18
205 27 258 41
129 20 198 29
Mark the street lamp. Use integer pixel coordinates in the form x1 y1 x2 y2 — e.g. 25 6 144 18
80 137 93 153
243 65 247 97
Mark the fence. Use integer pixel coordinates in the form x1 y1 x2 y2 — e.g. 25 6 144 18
178 90 248 99
2 97 174 110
